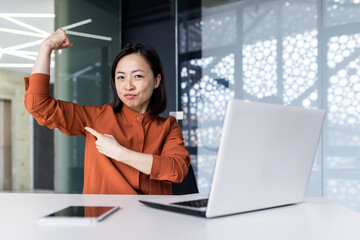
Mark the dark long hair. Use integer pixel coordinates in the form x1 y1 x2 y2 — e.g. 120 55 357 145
110 43 168 115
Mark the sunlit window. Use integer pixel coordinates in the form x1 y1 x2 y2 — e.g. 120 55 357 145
243 40 278 99
283 30 318 105
179 0 360 210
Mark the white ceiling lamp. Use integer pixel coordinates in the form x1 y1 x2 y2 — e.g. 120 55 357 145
0 13 112 69
0 13 55 18
0 27 47 38
0 15 50 35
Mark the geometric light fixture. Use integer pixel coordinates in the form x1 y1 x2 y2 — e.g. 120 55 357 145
0 13 112 68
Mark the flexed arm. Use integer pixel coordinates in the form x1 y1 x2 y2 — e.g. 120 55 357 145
32 28 73 75
25 29 99 137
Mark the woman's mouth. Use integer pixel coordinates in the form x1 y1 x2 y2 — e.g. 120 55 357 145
124 94 136 100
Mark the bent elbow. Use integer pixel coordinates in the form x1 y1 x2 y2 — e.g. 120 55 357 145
24 95 33 113
171 161 190 183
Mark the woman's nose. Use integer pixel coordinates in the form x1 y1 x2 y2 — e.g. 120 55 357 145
124 79 134 90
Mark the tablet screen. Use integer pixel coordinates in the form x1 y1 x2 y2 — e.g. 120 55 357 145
39 206 119 225
48 206 116 218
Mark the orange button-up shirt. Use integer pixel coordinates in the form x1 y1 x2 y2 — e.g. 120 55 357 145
24 73 190 195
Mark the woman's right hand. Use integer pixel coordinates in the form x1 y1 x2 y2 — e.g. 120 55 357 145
31 29 73 75
43 28 73 50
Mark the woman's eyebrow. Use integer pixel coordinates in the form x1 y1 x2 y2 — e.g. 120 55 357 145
116 69 145 75
132 69 145 73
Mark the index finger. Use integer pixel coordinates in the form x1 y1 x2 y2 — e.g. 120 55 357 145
85 127 102 139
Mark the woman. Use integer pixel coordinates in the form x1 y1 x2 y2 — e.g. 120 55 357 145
24 29 190 194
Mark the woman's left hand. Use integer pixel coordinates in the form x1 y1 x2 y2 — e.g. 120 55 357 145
85 126 153 175
85 127 126 161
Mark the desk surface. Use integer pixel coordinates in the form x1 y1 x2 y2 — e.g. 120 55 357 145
0 193 359 240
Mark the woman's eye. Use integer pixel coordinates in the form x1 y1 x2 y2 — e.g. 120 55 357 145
134 75 143 79
117 76 124 80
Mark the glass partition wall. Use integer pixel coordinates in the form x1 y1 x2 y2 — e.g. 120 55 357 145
55 0 120 193
179 0 360 211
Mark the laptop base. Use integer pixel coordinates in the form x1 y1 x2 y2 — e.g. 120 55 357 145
139 200 206 217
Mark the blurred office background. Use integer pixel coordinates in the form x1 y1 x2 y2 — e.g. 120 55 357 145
1 0 360 212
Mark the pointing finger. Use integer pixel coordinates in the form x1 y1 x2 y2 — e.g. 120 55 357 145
85 127 102 139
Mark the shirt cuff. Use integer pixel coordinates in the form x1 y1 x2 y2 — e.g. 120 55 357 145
24 73 50 94
150 154 163 180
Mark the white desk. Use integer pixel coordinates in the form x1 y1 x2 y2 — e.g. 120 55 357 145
0 193 359 240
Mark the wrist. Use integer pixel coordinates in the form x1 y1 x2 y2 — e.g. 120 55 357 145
40 40 54 52
119 147 132 163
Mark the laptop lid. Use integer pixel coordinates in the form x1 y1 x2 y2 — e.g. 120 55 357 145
205 99 325 217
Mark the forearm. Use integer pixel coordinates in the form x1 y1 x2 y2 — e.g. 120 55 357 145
32 42 52 75
119 149 153 175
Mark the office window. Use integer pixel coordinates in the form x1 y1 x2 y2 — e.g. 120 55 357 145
178 0 360 211
323 0 360 211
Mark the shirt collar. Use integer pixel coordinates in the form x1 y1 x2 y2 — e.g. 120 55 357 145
120 104 154 123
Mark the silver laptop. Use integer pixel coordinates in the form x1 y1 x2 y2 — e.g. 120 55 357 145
140 99 326 218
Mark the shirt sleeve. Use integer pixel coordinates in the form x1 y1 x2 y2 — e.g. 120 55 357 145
150 117 191 183
24 73 105 136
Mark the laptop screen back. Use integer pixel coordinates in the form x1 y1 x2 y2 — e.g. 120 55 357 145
206 99 325 218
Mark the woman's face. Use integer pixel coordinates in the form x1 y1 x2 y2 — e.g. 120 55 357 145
115 53 161 114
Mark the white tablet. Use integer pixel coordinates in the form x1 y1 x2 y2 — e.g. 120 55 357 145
38 206 119 225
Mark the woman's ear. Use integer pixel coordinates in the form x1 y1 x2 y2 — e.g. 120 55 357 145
154 74 161 89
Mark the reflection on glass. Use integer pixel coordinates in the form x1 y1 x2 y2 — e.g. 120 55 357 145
201 11 237 50
324 0 360 27
180 56 234 148
325 178 360 211
180 54 234 192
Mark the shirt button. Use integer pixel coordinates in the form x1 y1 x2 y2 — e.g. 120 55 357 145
157 174 160 178
136 116 141 120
